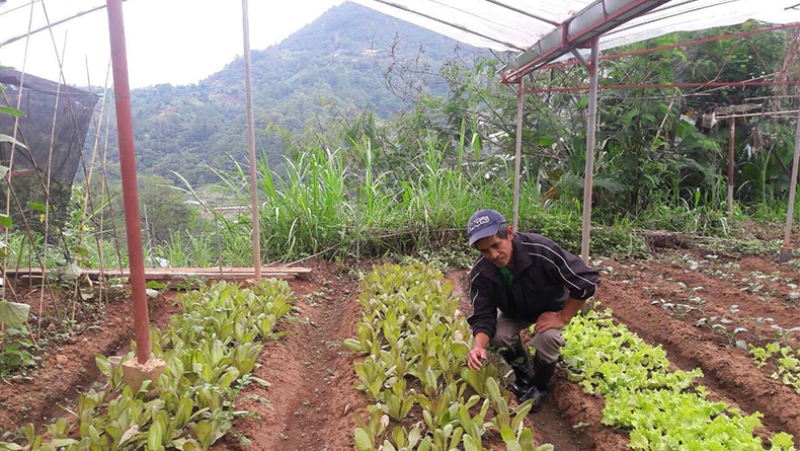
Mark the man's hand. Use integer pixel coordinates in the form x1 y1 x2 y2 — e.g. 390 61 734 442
534 311 566 334
467 347 488 370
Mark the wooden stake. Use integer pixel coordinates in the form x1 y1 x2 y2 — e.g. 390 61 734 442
728 119 735 215
512 78 524 230
241 0 261 281
41 33 66 339
581 38 600 263
2 1 35 301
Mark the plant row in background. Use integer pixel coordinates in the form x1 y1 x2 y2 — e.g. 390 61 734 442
750 342 800 394
345 263 553 451
560 309 795 450
0 279 295 451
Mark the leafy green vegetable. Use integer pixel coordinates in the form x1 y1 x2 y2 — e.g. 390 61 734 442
562 309 795 450
0 279 295 451
349 263 553 450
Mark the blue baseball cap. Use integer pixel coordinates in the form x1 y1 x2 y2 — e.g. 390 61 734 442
467 209 507 246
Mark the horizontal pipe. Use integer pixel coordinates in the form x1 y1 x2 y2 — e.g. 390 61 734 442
504 0 670 82
2 0 130 47
483 0 560 26
716 110 800 120
525 80 799 94
535 22 800 72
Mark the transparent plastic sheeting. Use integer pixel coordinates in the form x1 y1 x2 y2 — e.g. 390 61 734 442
352 0 800 56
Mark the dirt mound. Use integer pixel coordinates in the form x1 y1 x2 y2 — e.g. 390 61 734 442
217 263 366 451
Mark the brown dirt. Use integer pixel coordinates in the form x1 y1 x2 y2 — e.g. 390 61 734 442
446 270 592 451
216 261 366 451
0 290 181 433
608 256 800 349
595 253 800 445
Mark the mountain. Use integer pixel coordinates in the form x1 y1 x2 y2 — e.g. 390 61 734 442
101 2 478 185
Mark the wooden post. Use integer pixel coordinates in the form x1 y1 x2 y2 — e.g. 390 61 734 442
727 118 735 215
512 78 524 230
780 106 800 263
241 0 261 280
580 38 600 264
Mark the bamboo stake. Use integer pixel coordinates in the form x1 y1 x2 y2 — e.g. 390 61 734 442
69 59 111 320
98 117 124 276
6 173 63 322
727 119 736 215
512 78 524 230
581 38 600 264
40 33 66 339
98 107 112 306
2 1 35 301
40 0 105 270
241 0 261 281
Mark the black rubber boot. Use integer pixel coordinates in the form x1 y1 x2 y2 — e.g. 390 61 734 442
529 357 556 412
498 341 535 402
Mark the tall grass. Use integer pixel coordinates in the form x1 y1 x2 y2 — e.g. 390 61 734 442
213 136 648 262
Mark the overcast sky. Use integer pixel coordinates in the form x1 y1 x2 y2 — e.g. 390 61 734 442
0 0 345 89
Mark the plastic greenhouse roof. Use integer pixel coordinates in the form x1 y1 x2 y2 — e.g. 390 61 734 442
352 0 800 58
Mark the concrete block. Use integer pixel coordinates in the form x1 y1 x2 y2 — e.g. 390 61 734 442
122 358 166 393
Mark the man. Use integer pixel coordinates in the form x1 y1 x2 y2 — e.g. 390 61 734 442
465 209 600 411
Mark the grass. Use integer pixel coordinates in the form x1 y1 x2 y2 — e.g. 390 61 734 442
210 137 650 263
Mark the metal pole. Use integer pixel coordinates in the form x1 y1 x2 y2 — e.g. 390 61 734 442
106 0 151 364
242 0 261 281
780 106 800 263
581 38 600 263
727 119 735 215
512 78 524 231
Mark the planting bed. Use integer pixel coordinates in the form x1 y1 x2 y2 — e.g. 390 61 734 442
0 287 181 430
2 252 799 450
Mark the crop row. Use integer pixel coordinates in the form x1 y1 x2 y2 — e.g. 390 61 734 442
0 280 295 451
560 309 795 450
749 342 800 394
345 263 553 451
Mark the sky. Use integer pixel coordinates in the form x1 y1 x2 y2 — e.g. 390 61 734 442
0 0 345 89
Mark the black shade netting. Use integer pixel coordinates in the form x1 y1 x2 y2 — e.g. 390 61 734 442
0 70 98 233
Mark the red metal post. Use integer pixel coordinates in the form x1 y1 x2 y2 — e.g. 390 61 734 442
105 0 151 364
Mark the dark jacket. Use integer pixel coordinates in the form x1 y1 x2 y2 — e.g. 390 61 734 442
467 232 600 338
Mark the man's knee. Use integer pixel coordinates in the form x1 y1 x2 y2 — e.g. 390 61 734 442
531 328 565 363
490 329 520 349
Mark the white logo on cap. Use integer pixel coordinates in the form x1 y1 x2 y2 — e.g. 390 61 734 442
468 215 490 232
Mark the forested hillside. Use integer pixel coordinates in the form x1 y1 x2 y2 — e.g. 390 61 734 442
102 2 476 184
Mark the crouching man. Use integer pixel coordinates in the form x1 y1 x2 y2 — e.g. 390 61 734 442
465 209 600 411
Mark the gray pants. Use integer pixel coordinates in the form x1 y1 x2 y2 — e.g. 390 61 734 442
490 312 565 364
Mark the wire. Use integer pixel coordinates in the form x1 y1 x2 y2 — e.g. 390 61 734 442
0 0 41 17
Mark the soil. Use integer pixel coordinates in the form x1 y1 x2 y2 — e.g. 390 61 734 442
0 289 182 432
216 261 366 451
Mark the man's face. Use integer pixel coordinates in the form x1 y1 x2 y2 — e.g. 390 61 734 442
474 227 514 268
